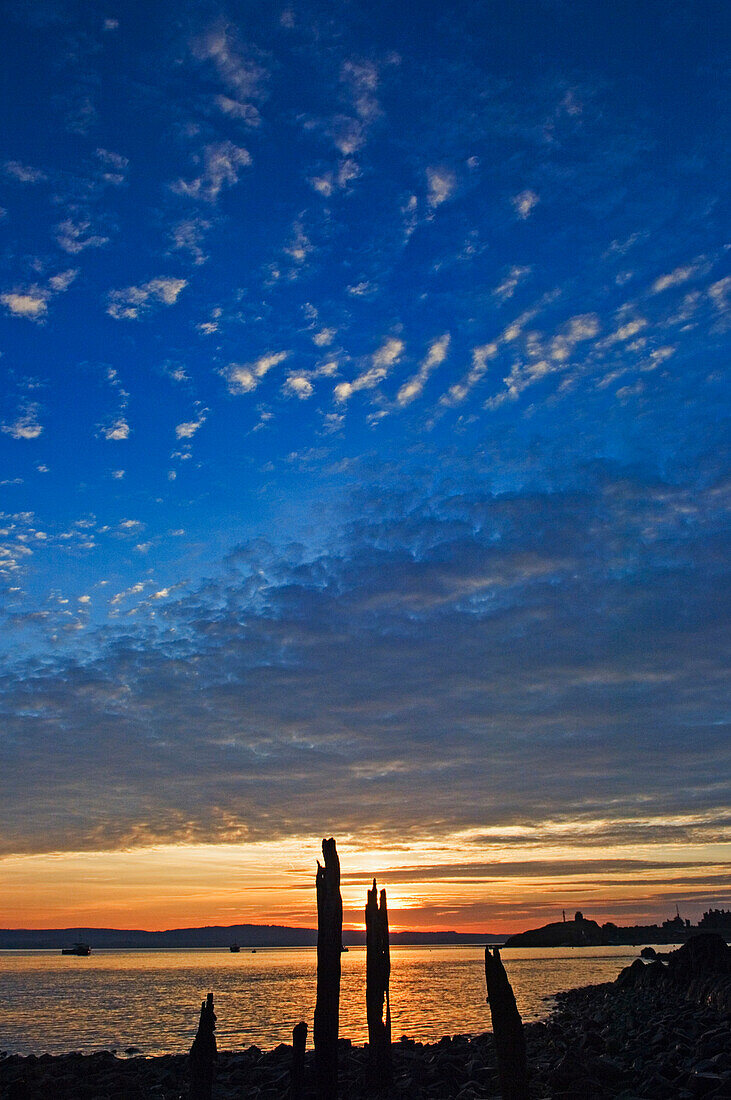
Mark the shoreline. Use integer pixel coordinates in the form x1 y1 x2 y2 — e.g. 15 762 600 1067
3 936 730 1098
3 988 730 1098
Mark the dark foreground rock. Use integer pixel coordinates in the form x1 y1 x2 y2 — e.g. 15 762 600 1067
0 1038 502 1099
2 937 730 1098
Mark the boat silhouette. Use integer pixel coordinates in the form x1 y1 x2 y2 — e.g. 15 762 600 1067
61 942 91 956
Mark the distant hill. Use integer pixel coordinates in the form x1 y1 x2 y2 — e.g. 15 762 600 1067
502 910 729 948
0 924 505 949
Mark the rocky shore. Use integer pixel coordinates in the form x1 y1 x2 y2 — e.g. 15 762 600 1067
2 936 729 1099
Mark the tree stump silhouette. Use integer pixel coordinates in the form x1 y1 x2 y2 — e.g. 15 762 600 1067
189 991 216 1100
314 837 342 1100
366 878 392 1089
484 947 528 1100
290 1020 307 1099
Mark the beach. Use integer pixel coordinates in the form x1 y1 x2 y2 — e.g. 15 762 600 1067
3 937 730 1099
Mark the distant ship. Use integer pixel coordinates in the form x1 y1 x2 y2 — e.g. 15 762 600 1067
229 943 240 952
61 943 91 956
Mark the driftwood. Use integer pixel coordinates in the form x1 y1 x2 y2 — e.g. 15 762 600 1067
366 878 392 1088
314 837 342 1100
290 1020 307 1099
484 947 528 1100
189 991 217 1100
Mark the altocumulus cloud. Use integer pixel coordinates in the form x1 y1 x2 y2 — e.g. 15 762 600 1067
224 352 289 394
172 141 252 203
107 277 187 320
2 403 43 440
0 464 727 858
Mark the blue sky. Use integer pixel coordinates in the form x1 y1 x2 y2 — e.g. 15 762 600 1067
0 0 729 928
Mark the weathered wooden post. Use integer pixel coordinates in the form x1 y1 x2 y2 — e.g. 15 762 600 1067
314 837 342 1100
484 947 529 1100
189 991 217 1100
290 1020 308 1099
366 878 392 1089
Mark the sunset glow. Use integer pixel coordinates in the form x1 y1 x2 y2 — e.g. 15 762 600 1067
4 830 729 932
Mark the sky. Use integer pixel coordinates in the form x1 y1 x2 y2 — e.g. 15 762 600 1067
0 0 729 933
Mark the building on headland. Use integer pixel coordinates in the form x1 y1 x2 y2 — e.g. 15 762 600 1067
503 908 729 949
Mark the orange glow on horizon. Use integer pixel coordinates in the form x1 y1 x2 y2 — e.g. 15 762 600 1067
2 829 728 933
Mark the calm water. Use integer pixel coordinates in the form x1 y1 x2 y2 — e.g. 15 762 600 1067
0 945 658 1056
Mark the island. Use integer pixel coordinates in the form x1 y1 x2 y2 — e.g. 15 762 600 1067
503 907 731 947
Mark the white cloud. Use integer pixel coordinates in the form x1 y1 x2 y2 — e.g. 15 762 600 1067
48 269 78 292
173 142 251 203
426 166 456 209
337 159 360 187
1 291 48 319
651 264 697 294
284 375 314 399
708 276 730 314
313 327 336 347
170 218 210 265
331 116 366 156
549 313 600 361
175 409 207 439
196 307 222 335
334 337 404 403
512 189 539 219
603 317 647 346
441 342 498 406
641 345 676 372
55 218 109 254
110 579 150 606
284 223 312 266
1 268 76 321
493 266 531 302
111 469 125 479
310 157 361 197
397 334 450 406
3 160 46 184
401 193 418 240
347 280 377 297
309 174 333 197
341 60 380 122
225 351 289 395
372 338 404 370
484 312 602 409
603 231 646 258
2 403 43 439
107 277 187 320
102 418 130 441
95 148 129 186
192 23 267 100
214 95 260 126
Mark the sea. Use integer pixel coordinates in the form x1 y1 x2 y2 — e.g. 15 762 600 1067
0 944 669 1057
